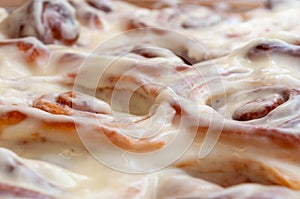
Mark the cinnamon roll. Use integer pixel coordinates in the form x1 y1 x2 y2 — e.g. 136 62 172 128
0 0 299 198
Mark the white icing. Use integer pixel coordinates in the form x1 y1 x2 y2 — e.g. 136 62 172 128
0 0 299 198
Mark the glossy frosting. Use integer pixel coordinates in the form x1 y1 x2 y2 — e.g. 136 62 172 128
0 0 300 198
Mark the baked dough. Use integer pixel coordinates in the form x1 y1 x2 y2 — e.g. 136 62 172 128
0 0 300 198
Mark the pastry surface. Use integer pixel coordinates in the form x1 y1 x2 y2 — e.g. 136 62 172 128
0 0 300 198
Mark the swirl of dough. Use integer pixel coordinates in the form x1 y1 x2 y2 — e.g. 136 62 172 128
1 0 79 45
32 91 167 153
69 0 107 29
231 87 290 121
175 40 300 189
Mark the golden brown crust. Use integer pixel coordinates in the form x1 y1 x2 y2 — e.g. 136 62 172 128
100 126 165 153
34 101 72 116
31 92 165 152
0 110 27 129
176 156 300 189
0 38 50 64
